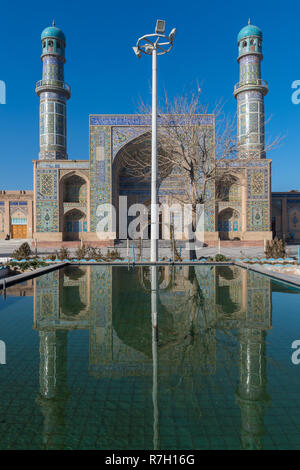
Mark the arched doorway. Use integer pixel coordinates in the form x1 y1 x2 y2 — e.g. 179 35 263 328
112 133 168 239
62 174 87 203
10 206 28 239
60 267 87 317
218 208 240 240
217 176 241 203
63 209 86 241
61 173 88 241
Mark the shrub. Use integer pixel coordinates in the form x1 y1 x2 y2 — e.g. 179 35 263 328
8 260 47 272
265 237 286 258
215 254 228 262
105 249 122 261
87 246 103 260
12 242 32 260
55 247 70 260
75 244 89 260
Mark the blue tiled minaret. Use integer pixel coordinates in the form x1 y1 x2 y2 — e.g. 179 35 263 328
36 21 70 160
234 21 268 159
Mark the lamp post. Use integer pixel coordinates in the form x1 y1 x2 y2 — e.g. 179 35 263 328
133 20 176 262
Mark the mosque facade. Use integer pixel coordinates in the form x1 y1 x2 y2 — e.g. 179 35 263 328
0 22 299 244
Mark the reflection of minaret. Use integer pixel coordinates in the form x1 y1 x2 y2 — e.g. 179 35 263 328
235 268 272 450
36 330 69 450
235 328 269 449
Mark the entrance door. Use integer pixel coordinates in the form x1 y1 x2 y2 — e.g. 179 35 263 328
218 208 240 240
63 210 86 241
11 225 27 239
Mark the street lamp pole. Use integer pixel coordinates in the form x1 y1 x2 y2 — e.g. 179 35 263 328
133 20 176 263
151 47 158 262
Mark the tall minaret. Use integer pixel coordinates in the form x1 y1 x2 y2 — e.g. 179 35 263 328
36 22 70 160
234 21 268 159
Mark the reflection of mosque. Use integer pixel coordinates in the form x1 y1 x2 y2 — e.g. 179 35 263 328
33 265 273 449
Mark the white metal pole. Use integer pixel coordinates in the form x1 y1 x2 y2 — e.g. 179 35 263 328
151 47 158 263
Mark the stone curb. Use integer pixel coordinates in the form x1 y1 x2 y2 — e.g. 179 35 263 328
2 260 300 291
233 261 300 288
0 262 69 289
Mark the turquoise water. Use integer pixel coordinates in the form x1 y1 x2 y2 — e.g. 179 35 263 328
0 265 300 450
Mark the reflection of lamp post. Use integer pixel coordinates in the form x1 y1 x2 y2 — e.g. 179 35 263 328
133 20 176 262
235 328 269 450
151 266 159 449
36 330 69 449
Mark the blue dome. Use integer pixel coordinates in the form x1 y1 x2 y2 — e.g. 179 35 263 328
238 24 262 42
41 25 66 43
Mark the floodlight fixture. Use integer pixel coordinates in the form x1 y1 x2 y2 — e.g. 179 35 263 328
155 19 166 34
132 46 142 58
169 28 177 42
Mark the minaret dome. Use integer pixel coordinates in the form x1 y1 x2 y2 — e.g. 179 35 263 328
41 22 66 60
237 22 263 58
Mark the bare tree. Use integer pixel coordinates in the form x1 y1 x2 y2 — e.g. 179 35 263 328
121 89 281 250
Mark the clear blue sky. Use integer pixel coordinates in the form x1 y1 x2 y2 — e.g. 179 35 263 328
0 0 299 191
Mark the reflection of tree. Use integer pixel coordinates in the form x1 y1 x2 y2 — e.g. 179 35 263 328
63 266 86 281
154 264 270 440
159 267 238 374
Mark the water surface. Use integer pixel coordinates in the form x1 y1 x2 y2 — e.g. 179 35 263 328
0 265 300 450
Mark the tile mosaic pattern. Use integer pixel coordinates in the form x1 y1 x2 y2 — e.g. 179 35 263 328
35 168 59 232
247 200 270 231
90 115 214 126
246 165 270 231
89 126 112 232
38 44 68 160
36 162 90 169
239 54 260 83
237 90 265 159
112 127 149 160
36 169 58 201
36 201 59 232
0 205 4 232
247 168 269 200
287 199 300 232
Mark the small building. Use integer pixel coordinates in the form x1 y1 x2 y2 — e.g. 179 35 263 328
0 191 33 239
272 191 300 242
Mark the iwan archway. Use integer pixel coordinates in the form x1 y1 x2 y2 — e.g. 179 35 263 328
112 132 174 240
89 114 217 242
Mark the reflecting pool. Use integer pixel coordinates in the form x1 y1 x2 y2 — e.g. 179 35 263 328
0 265 300 449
